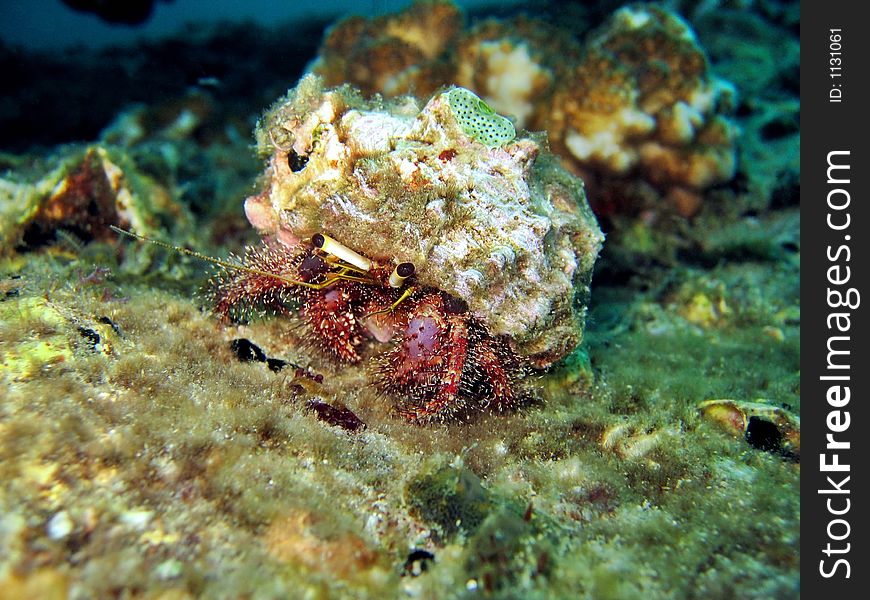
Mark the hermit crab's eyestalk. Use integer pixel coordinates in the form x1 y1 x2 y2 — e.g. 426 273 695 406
312 233 373 272
389 262 415 288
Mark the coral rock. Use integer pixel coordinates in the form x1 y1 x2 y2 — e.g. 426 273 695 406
0 145 189 252
311 0 463 98
546 5 737 192
452 17 571 130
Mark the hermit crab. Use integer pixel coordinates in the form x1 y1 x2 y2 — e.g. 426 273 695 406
111 78 603 422
115 227 533 423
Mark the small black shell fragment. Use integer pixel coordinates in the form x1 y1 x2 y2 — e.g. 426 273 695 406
288 149 309 172
267 357 288 372
98 315 121 335
230 338 266 362
402 549 435 576
78 326 101 351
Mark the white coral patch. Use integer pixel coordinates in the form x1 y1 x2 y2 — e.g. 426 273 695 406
666 101 702 143
315 101 336 124
480 41 544 128
614 6 697 42
453 268 485 297
556 243 579 276
565 106 654 171
323 193 376 223
487 245 516 270
616 6 651 29
687 79 736 119
384 21 442 59
566 129 634 172
343 110 411 155
46 511 74 540
424 198 447 221
321 127 346 165
396 157 420 182
617 106 657 134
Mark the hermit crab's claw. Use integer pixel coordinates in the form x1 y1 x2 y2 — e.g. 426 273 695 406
301 283 367 363
371 293 533 423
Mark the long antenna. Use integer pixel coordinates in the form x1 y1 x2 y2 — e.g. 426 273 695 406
108 225 306 287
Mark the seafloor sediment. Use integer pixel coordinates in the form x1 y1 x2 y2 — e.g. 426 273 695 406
0 1 799 598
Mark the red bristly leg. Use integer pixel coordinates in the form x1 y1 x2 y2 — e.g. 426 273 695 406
301 283 365 363
406 315 469 422
465 337 516 411
209 242 305 321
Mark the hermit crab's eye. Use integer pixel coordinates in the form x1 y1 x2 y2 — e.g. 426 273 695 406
389 262 415 288
311 233 373 272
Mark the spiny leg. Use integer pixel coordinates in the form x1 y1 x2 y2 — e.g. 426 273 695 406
299 283 366 363
209 242 308 321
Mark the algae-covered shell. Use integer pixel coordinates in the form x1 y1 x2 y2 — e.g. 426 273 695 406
0 145 189 253
245 75 603 366
699 399 800 459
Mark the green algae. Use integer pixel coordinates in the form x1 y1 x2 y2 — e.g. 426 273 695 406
464 505 557 595
0 223 800 599
405 463 494 539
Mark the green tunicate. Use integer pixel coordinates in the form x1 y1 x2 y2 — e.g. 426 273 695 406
447 87 516 148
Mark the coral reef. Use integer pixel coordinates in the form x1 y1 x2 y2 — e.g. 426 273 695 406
545 5 737 196
452 16 582 131
312 1 738 218
243 75 603 365
313 0 463 98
